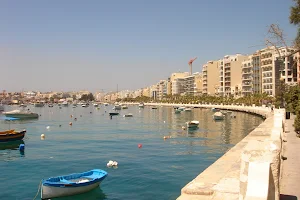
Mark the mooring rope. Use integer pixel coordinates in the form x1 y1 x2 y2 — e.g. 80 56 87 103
33 180 42 200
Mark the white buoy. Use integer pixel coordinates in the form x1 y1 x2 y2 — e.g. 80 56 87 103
107 160 118 167
46 126 50 129
163 121 166 123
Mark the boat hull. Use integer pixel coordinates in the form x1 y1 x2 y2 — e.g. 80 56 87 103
187 125 199 128
213 116 225 120
109 113 119 116
41 181 101 199
5 113 39 119
0 130 26 142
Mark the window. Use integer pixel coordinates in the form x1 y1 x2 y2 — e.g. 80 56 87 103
288 71 292 76
288 78 292 82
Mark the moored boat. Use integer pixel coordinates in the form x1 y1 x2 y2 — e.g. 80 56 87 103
34 102 44 107
48 104 54 107
213 112 225 120
113 105 121 110
41 169 107 199
138 103 144 108
3 110 39 119
177 107 185 111
122 105 128 109
0 129 26 142
184 107 192 112
62 101 69 107
103 103 109 106
186 120 199 128
109 112 119 116
123 113 133 117
93 103 98 107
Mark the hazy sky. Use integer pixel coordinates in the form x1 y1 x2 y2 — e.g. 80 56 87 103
0 0 297 93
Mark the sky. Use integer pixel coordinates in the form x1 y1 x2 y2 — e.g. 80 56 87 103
0 0 298 93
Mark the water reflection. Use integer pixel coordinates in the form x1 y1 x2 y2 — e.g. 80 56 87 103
0 140 24 150
57 187 107 200
0 140 25 161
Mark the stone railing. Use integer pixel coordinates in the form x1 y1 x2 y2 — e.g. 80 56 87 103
124 103 284 200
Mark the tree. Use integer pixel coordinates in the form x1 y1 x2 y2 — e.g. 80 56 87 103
290 0 300 49
79 93 94 101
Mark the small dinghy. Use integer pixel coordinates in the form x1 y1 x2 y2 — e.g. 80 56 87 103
41 169 107 199
109 112 119 116
213 112 225 120
186 120 199 128
184 107 192 112
123 113 133 117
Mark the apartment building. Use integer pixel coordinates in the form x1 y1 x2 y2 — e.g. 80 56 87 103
241 52 261 96
142 87 150 97
170 72 189 95
218 54 247 97
172 75 193 95
158 80 167 99
202 60 219 95
260 46 298 96
194 72 203 96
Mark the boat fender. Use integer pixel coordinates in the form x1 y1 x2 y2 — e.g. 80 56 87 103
19 144 25 152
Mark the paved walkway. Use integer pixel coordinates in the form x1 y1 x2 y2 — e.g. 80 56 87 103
280 114 300 200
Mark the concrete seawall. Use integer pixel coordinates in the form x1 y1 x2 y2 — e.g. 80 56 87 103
125 102 284 200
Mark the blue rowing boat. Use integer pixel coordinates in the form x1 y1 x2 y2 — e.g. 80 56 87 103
41 169 107 199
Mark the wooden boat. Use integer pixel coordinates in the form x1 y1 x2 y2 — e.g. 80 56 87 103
186 120 199 128
34 102 44 107
93 103 98 107
123 113 133 117
184 107 192 112
138 103 144 108
0 129 26 142
3 110 39 119
113 105 121 110
151 107 158 110
122 105 128 109
109 112 119 116
177 107 185 111
41 169 107 199
213 112 225 120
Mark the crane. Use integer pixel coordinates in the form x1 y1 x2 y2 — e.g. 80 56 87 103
188 57 197 75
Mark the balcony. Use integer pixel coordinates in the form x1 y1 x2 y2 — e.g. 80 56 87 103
242 65 252 69
242 76 252 81
242 70 253 75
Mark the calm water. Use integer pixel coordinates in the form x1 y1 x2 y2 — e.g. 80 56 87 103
0 105 263 200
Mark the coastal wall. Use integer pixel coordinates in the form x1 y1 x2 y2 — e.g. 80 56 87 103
125 102 284 200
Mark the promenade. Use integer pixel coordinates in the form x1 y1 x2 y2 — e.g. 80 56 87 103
280 114 300 200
